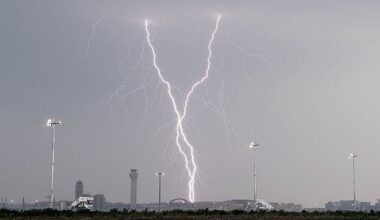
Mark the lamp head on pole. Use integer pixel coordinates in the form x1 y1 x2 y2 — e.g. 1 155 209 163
47 118 62 127
249 141 260 149
348 153 358 159
156 172 165 176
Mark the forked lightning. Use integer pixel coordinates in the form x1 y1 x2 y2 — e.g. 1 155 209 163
145 15 221 202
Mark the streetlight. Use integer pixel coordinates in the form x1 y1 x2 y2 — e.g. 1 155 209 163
47 118 62 208
156 172 164 213
249 141 260 210
348 153 358 210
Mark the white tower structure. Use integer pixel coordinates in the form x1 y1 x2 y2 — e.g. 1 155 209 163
129 169 138 210
46 118 61 208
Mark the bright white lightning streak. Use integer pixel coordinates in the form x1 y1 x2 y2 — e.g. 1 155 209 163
145 15 221 202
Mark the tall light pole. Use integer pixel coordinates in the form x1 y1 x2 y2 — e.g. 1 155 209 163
349 153 358 210
47 118 61 208
156 172 164 213
249 141 260 210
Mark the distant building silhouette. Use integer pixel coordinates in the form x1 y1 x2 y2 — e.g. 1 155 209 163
75 181 84 200
340 200 356 210
325 201 338 211
359 202 371 211
325 200 376 211
93 194 106 211
129 169 138 210
269 202 302 212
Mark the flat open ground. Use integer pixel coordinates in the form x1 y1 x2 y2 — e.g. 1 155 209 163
2 209 380 220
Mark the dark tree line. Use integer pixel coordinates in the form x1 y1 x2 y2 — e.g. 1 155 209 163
1 208 380 219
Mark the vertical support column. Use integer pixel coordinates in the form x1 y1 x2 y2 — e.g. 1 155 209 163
50 125 55 208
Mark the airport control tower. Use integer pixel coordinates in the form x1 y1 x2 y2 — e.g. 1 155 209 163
129 169 138 210
75 180 83 200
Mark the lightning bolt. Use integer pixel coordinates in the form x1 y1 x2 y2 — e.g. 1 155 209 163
145 15 221 202
79 17 104 58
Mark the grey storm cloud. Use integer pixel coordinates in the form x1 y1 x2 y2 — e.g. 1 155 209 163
1 0 380 207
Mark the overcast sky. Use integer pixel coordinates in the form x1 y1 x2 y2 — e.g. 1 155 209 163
1 0 380 207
